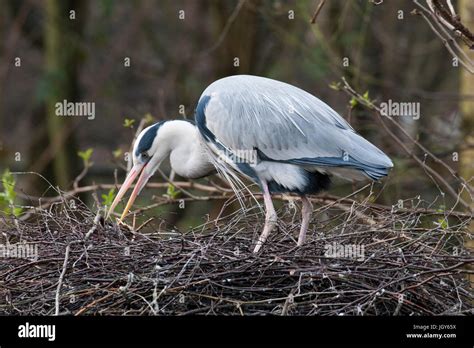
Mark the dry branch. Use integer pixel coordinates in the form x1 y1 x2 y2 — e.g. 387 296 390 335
412 0 474 73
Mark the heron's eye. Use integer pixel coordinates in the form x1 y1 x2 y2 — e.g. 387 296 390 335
141 152 150 161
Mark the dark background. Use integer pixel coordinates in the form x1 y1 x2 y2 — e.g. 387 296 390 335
0 0 472 227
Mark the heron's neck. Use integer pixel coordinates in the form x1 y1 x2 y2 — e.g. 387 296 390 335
161 120 214 179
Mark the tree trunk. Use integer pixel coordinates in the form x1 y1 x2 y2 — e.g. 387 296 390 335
44 0 84 188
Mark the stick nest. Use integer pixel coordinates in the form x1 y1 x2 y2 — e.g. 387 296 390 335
0 196 472 315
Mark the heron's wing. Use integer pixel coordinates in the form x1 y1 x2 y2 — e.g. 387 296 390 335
196 75 393 180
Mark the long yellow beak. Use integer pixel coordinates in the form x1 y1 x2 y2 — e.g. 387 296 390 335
106 163 151 221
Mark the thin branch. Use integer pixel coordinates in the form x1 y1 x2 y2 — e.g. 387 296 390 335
55 242 72 316
412 0 474 74
310 0 326 24
340 78 473 212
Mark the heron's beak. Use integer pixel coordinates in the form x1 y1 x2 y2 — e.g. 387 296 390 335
106 163 152 221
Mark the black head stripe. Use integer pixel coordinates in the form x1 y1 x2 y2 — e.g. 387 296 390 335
135 121 166 156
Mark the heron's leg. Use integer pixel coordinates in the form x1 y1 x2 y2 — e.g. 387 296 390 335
253 180 277 253
298 195 313 246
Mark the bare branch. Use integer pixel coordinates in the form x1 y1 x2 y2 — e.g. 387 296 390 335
310 0 326 24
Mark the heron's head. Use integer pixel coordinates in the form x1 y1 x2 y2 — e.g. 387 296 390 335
107 122 168 220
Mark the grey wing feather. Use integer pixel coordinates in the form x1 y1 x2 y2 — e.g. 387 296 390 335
199 75 393 179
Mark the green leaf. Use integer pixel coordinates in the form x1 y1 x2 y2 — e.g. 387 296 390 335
113 148 123 159
123 118 136 128
0 169 22 217
13 207 23 217
349 97 358 108
329 81 341 91
1 170 16 203
362 90 370 101
3 175 16 202
78 148 94 167
164 184 180 199
437 218 448 230
101 188 116 207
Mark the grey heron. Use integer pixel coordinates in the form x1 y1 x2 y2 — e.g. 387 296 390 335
108 75 393 253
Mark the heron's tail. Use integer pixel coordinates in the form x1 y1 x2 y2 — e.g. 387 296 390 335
288 133 393 181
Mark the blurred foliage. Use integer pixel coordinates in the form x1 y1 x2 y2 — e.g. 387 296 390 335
101 188 116 208
123 118 136 128
78 148 94 167
164 184 180 200
113 148 123 159
437 218 449 230
0 169 22 217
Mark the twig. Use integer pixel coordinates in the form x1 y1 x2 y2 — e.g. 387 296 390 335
55 243 72 315
412 0 474 74
84 209 102 240
310 0 326 24
340 77 473 211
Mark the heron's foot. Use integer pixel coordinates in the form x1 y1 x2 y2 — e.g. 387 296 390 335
253 214 277 253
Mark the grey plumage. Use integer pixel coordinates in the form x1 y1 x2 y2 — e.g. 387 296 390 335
195 75 393 189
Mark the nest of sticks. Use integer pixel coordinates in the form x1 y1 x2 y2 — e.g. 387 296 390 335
0 191 472 316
